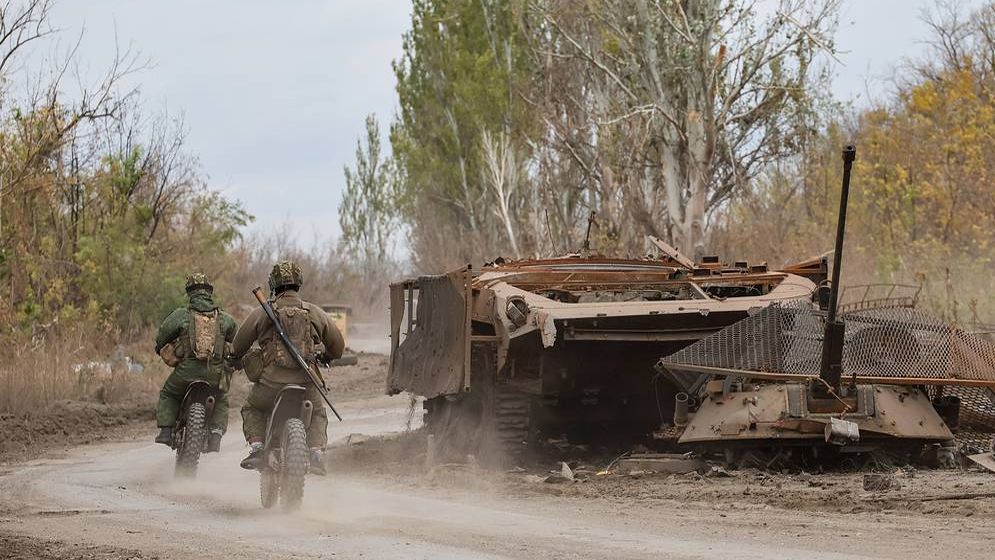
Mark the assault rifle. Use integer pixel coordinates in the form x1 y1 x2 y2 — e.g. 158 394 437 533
252 287 343 421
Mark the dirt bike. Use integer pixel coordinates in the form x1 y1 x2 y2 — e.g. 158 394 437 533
171 380 219 478
256 384 314 511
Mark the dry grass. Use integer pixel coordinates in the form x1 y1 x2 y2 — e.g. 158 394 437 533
0 326 168 416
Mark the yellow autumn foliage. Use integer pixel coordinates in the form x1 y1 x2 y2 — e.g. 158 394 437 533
715 62 995 326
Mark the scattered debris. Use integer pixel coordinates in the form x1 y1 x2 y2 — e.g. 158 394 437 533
863 473 901 492
706 466 736 478
72 347 144 381
614 453 706 475
967 452 995 473
936 444 961 469
543 462 575 484
895 466 917 479
825 417 860 445
345 433 370 446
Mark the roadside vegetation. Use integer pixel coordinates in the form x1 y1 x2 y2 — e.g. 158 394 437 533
0 0 253 415
0 2 388 417
2 0 994 419
343 0 995 327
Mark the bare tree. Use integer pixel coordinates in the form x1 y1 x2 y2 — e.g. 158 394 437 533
532 0 838 255
480 129 524 256
0 1 143 238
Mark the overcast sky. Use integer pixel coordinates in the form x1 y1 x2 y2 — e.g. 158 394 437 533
37 0 983 245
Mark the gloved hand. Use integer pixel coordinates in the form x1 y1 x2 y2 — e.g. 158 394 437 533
226 355 244 371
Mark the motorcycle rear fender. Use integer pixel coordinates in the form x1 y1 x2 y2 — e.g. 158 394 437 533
264 384 308 450
179 380 217 423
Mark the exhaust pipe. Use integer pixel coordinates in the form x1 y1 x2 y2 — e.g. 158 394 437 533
674 392 690 427
301 400 314 429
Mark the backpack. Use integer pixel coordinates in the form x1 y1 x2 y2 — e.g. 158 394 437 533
264 303 314 368
188 309 220 361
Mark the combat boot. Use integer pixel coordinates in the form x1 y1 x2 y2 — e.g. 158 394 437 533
207 430 223 453
155 427 172 446
240 442 265 470
309 449 327 476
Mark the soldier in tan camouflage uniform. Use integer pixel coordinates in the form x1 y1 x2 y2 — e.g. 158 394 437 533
154 273 237 452
229 261 344 475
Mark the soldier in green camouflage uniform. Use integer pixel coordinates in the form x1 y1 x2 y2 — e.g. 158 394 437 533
229 261 344 475
154 273 238 452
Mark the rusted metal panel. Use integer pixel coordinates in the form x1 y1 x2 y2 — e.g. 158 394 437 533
565 327 721 342
838 283 921 313
462 266 472 392
614 453 706 474
387 268 470 398
781 254 829 284
471 287 496 323
647 236 695 269
470 339 499 388
388 283 404 360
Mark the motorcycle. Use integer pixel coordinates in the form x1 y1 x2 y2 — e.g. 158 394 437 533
256 384 314 510
171 380 219 478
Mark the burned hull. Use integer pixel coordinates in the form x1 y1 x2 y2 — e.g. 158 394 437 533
388 256 820 461
679 383 952 446
659 299 995 461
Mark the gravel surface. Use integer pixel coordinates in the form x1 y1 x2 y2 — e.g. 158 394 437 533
3 352 995 559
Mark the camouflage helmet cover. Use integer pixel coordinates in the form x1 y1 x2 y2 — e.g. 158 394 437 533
268 260 304 292
185 272 213 292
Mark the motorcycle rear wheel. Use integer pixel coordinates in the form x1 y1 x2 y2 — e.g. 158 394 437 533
278 418 308 511
175 402 207 478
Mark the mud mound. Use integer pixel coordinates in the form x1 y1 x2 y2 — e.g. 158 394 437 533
0 399 152 464
327 428 428 476
501 466 995 518
0 533 157 560
0 353 389 465
325 352 389 402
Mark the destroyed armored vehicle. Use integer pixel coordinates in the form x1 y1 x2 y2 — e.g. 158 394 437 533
387 246 827 462
657 146 995 466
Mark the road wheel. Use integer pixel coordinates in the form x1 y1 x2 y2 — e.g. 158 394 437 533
175 403 207 478
278 418 308 511
260 470 279 509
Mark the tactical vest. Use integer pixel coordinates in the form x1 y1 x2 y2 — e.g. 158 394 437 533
261 301 315 368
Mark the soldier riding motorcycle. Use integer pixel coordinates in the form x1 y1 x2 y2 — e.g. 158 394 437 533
229 261 345 482
154 273 237 476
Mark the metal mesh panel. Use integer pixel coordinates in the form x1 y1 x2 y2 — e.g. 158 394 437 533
927 385 995 452
660 301 995 448
663 301 995 384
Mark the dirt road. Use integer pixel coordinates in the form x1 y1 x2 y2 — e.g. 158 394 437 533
3 358 995 559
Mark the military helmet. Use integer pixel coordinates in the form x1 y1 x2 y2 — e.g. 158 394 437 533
268 260 303 293
185 272 213 293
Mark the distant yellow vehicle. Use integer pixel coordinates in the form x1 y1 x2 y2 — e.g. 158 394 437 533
320 303 352 347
